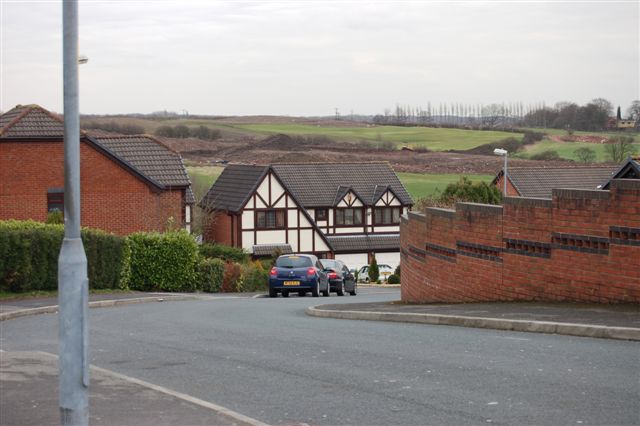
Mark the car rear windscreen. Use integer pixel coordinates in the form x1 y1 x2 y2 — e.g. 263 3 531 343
276 256 313 268
320 260 338 269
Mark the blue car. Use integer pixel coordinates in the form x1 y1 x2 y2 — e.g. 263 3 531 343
269 254 330 298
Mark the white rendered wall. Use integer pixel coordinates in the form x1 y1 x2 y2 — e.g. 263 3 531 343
242 211 254 229
256 230 287 245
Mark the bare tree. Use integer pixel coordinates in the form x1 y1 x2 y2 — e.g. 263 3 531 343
605 136 637 163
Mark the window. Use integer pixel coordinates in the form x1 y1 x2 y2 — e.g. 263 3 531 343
374 207 401 225
47 189 64 212
335 208 363 226
316 209 328 221
256 209 286 229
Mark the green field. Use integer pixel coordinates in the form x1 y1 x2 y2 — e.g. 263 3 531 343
514 140 640 162
235 124 522 151
187 166 493 202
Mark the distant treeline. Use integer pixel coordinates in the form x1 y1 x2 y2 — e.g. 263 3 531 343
82 120 146 135
372 99 639 132
154 125 221 140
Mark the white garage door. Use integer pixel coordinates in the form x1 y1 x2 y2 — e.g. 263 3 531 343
335 253 368 271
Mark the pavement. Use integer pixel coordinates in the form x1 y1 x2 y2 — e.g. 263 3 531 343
0 351 267 426
306 300 640 341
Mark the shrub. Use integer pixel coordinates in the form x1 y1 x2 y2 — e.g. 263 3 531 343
387 274 400 284
575 147 596 163
197 258 225 293
222 262 242 292
46 210 64 224
368 256 379 283
394 264 401 277
530 149 561 161
125 230 198 292
238 262 268 292
0 220 125 292
199 243 249 263
440 177 502 205
522 131 545 145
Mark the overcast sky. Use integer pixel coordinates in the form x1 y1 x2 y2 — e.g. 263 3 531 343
1 1 638 116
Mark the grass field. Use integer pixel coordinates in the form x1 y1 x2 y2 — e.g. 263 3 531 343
187 166 493 202
514 140 640 162
235 124 522 151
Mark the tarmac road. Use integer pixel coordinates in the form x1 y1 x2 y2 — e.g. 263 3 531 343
1 288 638 426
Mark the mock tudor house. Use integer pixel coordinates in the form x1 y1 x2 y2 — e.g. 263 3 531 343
0 104 194 235
199 162 413 268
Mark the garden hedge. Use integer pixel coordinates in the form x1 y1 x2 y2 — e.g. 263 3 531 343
0 220 125 292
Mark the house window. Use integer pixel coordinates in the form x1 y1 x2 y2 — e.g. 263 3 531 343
47 189 64 212
374 207 401 225
316 209 328 221
256 209 286 229
335 208 363 226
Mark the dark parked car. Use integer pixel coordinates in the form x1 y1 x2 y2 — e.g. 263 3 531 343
319 259 357 296
269 254 330 298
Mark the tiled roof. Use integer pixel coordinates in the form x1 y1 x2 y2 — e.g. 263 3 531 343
601 158 640 189
199 164 268 212
326 234 400 253
252 244 293 257
497 166 616 198
0 105 65 138
92 135 191 188
271 162 412 207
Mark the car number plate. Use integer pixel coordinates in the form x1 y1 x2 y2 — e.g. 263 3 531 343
284 281 300 286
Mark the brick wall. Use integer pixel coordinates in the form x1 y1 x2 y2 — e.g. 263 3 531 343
400 179 640 303
0 140 184 235
203 211 234 245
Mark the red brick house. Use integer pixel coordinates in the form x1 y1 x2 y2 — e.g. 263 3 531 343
0 104 194 235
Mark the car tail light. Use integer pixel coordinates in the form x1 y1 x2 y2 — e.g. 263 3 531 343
270 267 277 277
328 272 338 279
307 267 316 276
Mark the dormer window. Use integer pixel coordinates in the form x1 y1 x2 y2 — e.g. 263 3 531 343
374 207 401 225
335 208 363 226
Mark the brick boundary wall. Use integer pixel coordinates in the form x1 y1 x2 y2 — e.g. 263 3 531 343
400 179 640 304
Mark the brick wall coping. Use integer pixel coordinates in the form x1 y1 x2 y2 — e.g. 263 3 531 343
407 211 426 222
455 202 503 215
503 197 552 208
552 188 610 199
424 207 455 219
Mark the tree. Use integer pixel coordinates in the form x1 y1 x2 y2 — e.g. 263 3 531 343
368 256 379 283
605 136 637 163
616 106 622 121
591 98 614 116
440 177 502 205
575 147 596 163
626 100 640 122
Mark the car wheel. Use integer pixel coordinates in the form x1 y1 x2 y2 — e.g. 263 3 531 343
337 281 344 296
269 288 277 298
312 281 319 297
350 284 357 296
282 291 289 298
365 277 370 283
322 285 330 297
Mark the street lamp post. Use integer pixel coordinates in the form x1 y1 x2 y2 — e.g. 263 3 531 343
59 0 89 424
493 148 508 196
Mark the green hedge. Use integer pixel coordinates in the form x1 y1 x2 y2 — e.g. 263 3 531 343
0 220 125 292
124 230 198 292
197 258 225 293
199 243 249 263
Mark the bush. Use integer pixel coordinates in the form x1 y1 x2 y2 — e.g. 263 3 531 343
238 262 268 292
46 210 64 224
125 230 198 292
387 274 400 284
440 177 502 205
0 220 126 293
522 131 545 145
199 243 249 263
222 262 242 292
197 258 225 293
575 147 596 163
394 264 401 277
368 256 380 283
530 149 561 161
